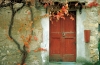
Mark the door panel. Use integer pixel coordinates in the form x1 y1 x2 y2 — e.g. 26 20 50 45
50 38 61 54
50 11 76 62
62 14 76 61
49 18 62 62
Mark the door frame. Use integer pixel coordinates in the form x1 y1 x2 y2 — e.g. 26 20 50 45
41 9 86 64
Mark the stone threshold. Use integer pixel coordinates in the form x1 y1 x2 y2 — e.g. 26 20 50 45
49 62 76 65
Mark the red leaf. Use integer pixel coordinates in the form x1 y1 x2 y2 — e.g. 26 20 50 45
27 49 30 53
70 16 74 21
38 48 47 51
34 48 47 52
17 63 20 65
26 35 32 43
56 15 60 20
24 42 29 48
44 3 48 8
88 1 99 7
61 17 65 20
62 6 66 12
28 11 31 15
18 28 22 32
33 36 38 41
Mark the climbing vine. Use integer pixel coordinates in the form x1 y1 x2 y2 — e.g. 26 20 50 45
0 0 33 65
7 1 28 65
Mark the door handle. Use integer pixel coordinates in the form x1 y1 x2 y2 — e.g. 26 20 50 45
62 32 66 37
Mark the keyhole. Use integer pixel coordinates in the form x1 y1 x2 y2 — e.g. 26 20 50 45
62 32 65 37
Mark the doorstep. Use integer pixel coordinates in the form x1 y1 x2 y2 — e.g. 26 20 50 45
49 62 76 65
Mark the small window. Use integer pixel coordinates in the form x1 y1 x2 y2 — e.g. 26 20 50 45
99 24 100 32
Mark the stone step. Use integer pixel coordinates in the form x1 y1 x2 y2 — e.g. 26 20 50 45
49 62 76 65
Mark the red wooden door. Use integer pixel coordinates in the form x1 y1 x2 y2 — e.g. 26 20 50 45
49 12 76 62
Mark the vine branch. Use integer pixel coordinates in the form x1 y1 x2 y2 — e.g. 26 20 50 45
7 1 29 65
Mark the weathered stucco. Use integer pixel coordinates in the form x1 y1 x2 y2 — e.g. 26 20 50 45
0 6 43 65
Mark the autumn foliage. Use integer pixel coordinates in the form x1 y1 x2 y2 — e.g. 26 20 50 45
87 0 99 7
34 48 47 52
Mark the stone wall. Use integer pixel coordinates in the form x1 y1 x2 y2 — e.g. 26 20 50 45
98 8 100 37
0 6 43 65
83 7 99 63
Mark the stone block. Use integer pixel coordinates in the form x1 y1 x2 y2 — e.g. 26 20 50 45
2 57 7 61
90 36 96 41
89 23 98 28
89 43 98 48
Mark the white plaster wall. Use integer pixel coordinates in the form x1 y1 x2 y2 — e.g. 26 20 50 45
76 9 86 62
41 9 50 64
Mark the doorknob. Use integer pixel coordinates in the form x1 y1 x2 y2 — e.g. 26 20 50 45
62 32 65 37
